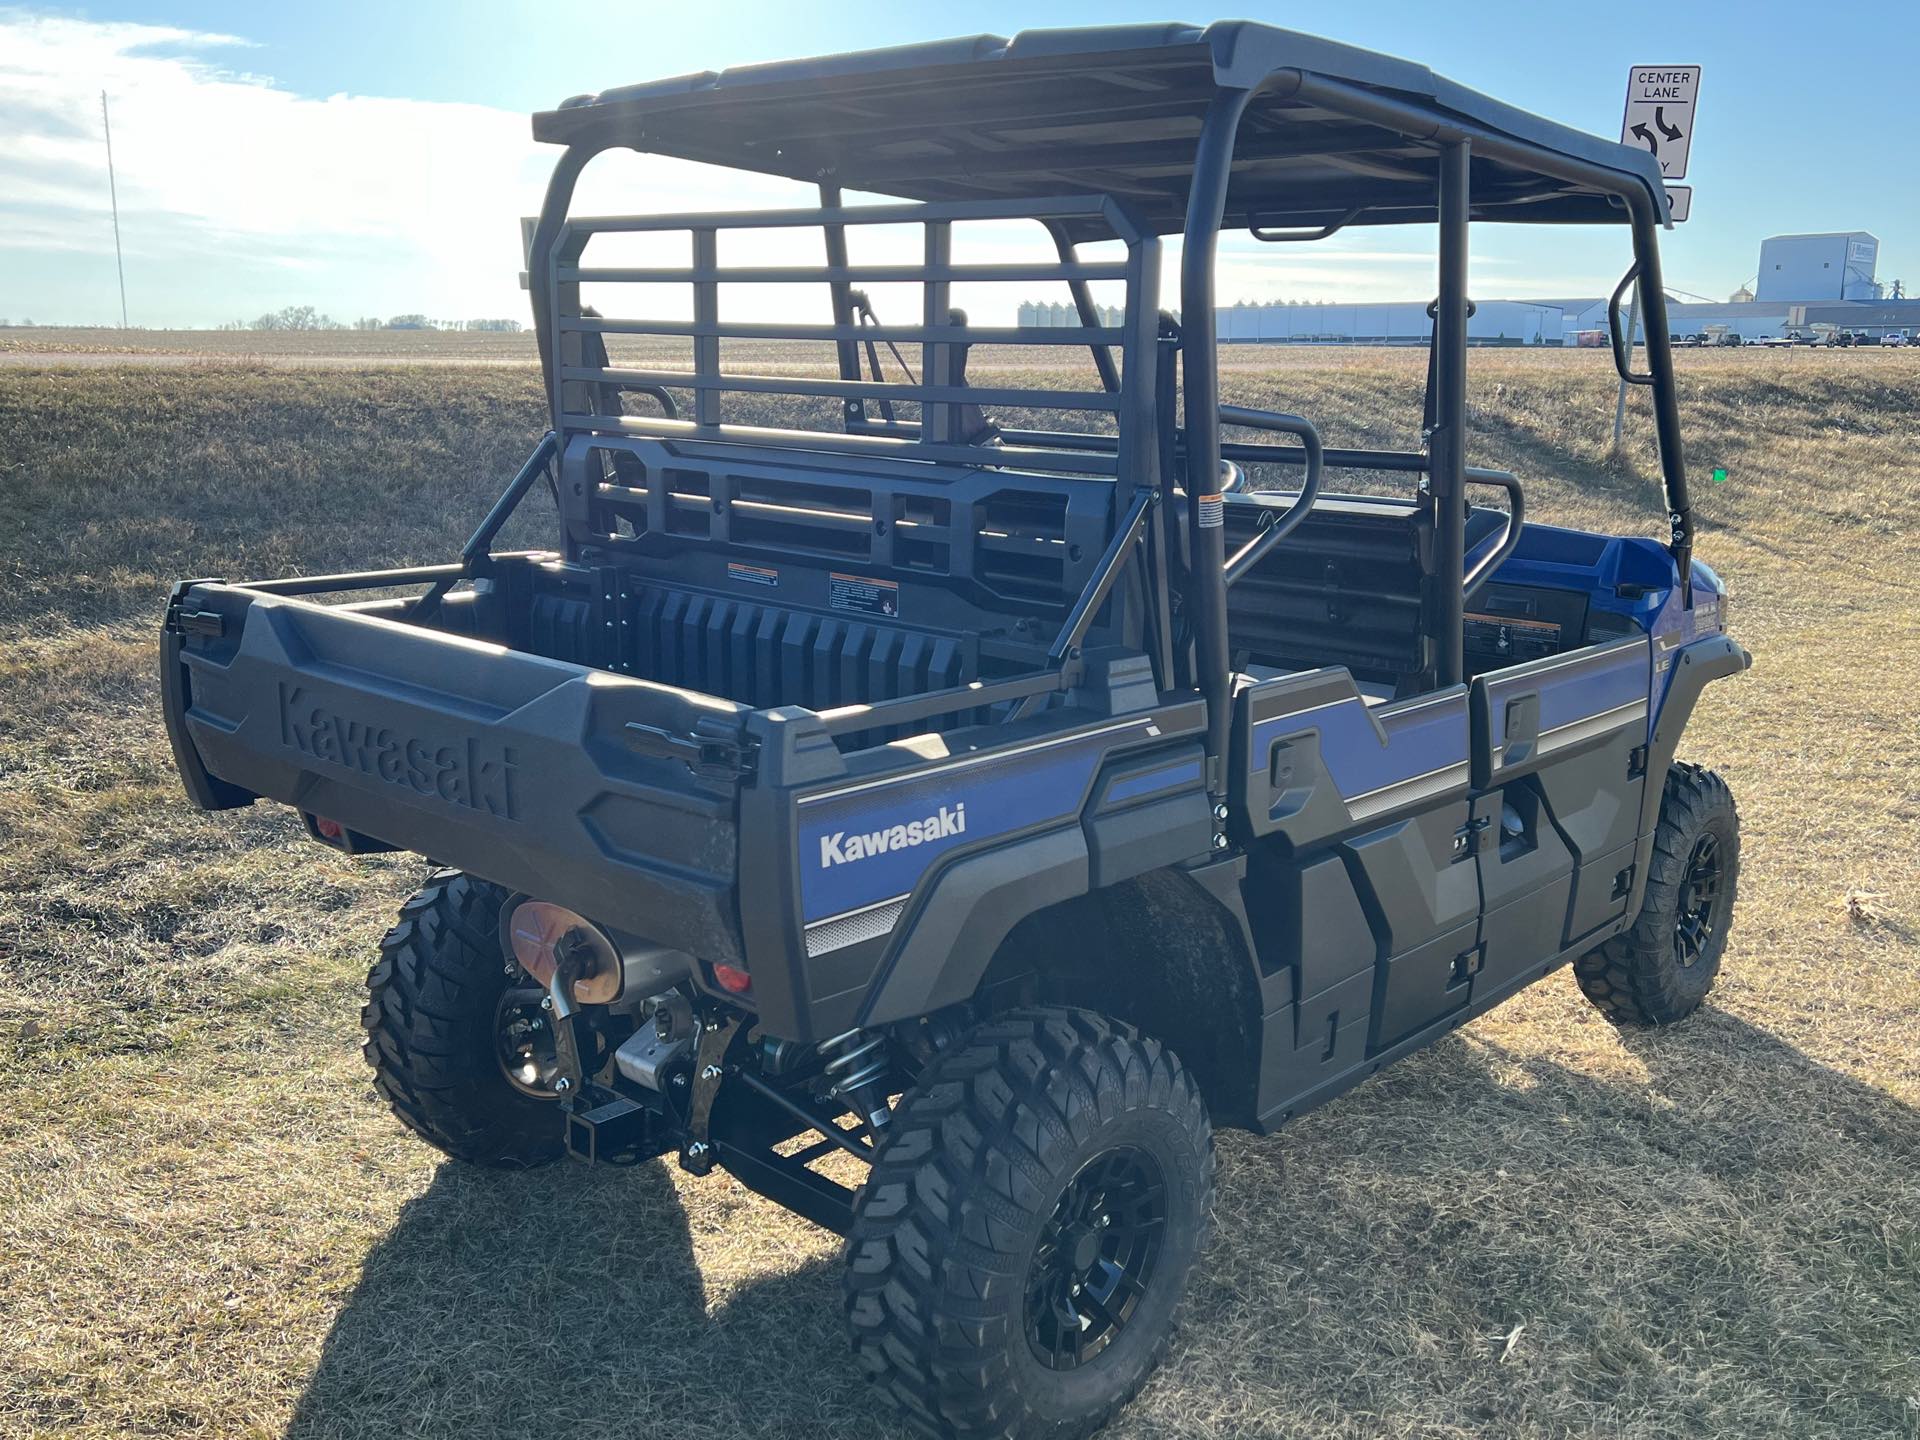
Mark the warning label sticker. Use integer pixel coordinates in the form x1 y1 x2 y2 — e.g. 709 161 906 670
829 572 900 618
727 561 780 590
1465 612 1562 663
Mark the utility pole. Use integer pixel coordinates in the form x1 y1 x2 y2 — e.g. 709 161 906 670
101 90 128 329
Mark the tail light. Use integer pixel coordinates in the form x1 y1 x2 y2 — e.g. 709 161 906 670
299 812 397 856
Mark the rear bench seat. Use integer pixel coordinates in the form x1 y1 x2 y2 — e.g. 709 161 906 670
1223 490 1507 699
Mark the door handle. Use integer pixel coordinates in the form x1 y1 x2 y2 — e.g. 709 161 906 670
1499 693 1540 771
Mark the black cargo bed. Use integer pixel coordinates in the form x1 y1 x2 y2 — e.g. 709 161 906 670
162 580 753 961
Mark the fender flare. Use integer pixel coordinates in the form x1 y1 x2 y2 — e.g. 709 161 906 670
1638 633 1750 838
858 824 1091 1025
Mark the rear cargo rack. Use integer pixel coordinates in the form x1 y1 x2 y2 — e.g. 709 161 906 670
538 194 1162 499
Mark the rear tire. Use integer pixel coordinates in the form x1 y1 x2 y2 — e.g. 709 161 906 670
361 869 564 1167
843 1007 1213 1440
1575 763 1739 1027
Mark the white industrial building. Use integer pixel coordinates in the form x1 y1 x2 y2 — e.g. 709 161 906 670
1548 296 1801 345
1217 299 1563 346
1018 231 1908 346
1754 232 1879 302
1016 300 1127 328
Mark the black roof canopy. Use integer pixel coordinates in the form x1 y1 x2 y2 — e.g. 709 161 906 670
533 22 1668 238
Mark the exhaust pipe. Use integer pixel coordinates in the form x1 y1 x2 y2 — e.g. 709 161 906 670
500 899 691 1005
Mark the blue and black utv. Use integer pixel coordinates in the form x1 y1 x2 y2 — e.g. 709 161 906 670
161 23 1747 1440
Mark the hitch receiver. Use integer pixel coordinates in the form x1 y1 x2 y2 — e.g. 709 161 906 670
563 1090 668 1166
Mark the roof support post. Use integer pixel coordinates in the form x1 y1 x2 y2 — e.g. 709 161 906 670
691 227 721 428
922 221 954 443
1627 198 1694 599
1044 222 1122 395
1180 87 1252 798
528 143 606 433
818 184 865 397
1429 138 1471 690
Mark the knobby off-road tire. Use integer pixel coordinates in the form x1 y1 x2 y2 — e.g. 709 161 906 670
844 1007 1213 1440
361 869 563 1167
1575 763 1740 1027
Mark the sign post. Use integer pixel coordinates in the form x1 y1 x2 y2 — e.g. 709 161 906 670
1613 65 1701 448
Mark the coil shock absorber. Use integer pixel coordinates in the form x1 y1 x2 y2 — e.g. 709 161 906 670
818 1027 893 1132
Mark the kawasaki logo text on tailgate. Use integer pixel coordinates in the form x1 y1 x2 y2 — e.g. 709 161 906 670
278 682 518 818
819 803 964 867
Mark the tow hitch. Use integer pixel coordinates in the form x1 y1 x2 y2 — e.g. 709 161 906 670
563 1090 660 1166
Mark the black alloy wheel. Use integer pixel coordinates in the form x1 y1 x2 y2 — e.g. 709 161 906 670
1025 1146 1169 1371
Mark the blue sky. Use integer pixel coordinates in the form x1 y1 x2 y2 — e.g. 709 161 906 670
3 0 1915 327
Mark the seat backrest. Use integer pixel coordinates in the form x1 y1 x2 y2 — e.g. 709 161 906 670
1224 493 1432 691
1224 492 1510 694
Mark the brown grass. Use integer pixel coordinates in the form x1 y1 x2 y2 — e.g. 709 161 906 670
1 345 1917 1439
0 327 540 364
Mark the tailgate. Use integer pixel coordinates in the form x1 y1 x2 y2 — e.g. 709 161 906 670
161 582 749 962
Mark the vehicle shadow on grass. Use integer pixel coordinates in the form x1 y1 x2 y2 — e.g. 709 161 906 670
283 1155 881 1440
286 1007 1920 1440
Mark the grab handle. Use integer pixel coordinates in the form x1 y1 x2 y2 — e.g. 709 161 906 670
1217 405 1323 587
1463 467 1526 601
1608 264 1655 387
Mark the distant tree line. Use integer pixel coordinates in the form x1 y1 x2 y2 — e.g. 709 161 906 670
219 306 523 333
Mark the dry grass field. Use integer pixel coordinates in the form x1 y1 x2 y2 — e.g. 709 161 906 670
0 327 539 365
1 339 1916 1440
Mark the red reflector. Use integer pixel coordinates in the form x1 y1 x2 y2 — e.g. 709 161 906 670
712 963 752 994
314 816 345 841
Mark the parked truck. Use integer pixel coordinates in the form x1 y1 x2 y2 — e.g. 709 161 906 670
162 23 1747 1439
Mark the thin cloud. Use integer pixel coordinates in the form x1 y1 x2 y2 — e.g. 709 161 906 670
0 11 1616 325
0 12 805 324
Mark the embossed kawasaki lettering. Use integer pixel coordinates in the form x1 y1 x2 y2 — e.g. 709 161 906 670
277 683 517 818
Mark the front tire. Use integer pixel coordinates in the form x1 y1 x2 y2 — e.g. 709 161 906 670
844 1008 1213 1440
1575 763 1740 1026
360 869 564 1167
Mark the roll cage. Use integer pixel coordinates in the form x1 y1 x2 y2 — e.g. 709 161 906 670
517 20 1692 796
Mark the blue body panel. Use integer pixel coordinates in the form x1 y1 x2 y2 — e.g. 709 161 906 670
1247 690 1469 819
1481 521 1726 737
787 516 1731 1042
795 717 1161 925
1104 756 1205 806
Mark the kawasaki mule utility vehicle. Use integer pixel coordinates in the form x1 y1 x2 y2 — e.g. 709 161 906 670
161 23 1747 1440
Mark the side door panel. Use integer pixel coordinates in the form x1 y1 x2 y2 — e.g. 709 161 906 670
1231 673 1481 1067
1471 635 1652 989
1341 802 1480 1051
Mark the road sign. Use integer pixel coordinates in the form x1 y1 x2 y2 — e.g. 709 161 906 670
1664 184 1691 224
1621 65 1701 180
